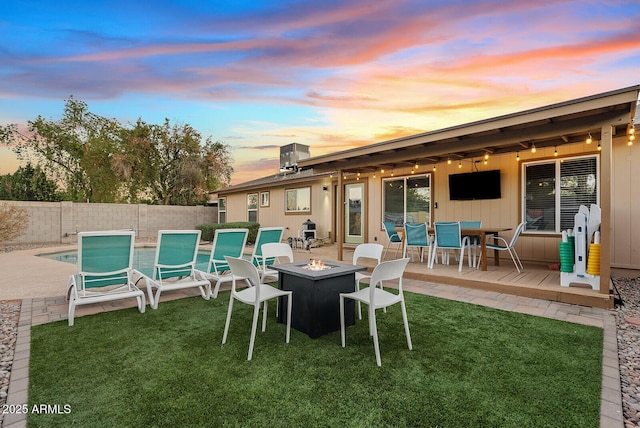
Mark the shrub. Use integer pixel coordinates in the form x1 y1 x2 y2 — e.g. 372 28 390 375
0 203 29 243
196 222 260 244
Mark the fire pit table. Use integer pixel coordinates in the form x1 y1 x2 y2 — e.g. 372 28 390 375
271 261 367 338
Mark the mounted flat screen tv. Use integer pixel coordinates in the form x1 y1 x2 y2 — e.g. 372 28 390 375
448 170 501 200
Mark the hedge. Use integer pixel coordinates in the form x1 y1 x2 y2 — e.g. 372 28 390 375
195 222 261 244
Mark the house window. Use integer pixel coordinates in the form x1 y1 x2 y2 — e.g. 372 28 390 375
247 193 258 222
522 155 599 233
218 197 226 224
260 191 270 207
285 187 311 213
382 174 431 227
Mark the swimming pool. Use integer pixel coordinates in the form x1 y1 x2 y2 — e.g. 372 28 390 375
38 247 212 277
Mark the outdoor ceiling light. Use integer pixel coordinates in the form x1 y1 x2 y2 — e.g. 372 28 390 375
516 152 520 161
586 133 592 144
531 143 537 153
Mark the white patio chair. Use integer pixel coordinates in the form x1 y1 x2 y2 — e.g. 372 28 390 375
135 230 210 309
339 257 412 366
250 227 285 276
199 228 249 299
222 256 293 361
352 243 384 320
66 230 146 326
478 221 526 273
250 227 285 266
260 242 294 283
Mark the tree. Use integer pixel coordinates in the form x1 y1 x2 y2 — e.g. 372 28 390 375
0 97 234 205
2 97 124 202
0 163 61 201
122 119 234 205
0 203 29 243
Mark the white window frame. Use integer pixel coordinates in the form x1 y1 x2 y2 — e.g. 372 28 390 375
285 187 311 213
382 174 432 227
521 154 599 234
247 193 258 222
260 191 270 207
218 197 226 224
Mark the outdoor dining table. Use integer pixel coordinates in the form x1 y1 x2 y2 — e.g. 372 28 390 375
396 226 512 271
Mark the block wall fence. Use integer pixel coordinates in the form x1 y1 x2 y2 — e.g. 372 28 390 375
1 200 217 245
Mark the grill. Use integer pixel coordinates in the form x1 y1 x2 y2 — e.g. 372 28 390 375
302 219 316 239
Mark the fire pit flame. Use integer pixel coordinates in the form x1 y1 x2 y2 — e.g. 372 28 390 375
306 259 330 271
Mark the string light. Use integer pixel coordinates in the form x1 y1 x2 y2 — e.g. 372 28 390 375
432 163 437 171
586 133 592 144
516 152 520 161
380 168 385 174
458 160 462 168
447 157 452 165
554 146 558 156
414 161 419 170
597 141 601 151
531 143 537 153
484 153 489 160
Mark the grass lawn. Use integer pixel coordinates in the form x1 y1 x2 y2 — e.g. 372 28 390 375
28 291 603 427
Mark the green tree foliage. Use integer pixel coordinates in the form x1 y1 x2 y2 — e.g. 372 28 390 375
0 163 61 201
2 97 124 202
121 119 234 205
0 97 234 205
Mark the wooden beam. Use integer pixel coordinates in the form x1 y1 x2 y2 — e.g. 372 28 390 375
337 169 344 261
599 125 612 294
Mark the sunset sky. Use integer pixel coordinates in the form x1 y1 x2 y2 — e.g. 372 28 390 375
1 1 639 185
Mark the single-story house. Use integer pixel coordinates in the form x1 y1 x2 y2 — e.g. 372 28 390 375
217 85 640 308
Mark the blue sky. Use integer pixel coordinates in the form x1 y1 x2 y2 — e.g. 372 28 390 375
1 0 639 184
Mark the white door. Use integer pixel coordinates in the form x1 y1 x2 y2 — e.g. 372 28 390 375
344 183 364 245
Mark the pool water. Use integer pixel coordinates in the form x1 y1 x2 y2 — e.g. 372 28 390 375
38 247 212 277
